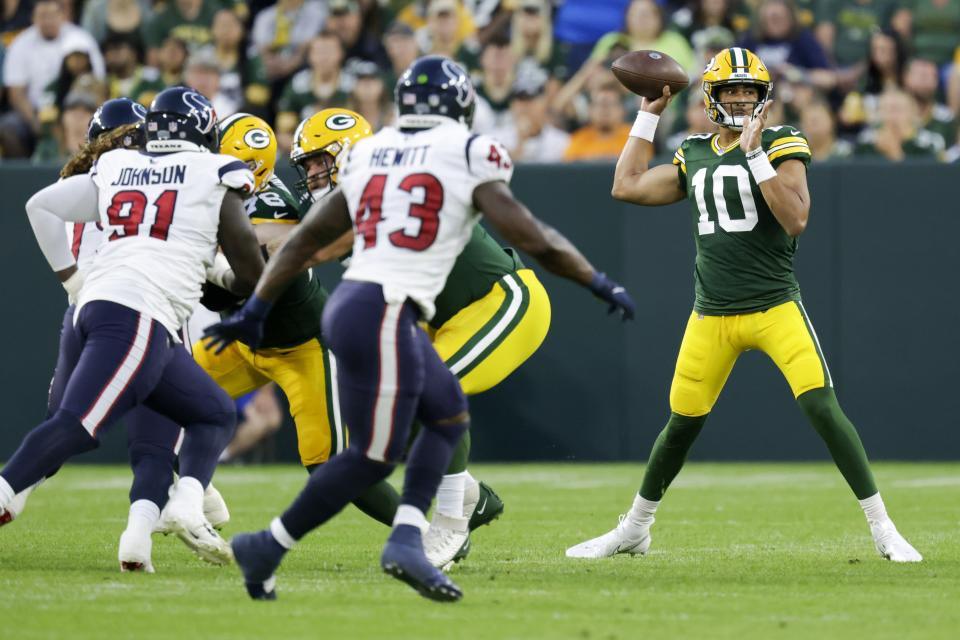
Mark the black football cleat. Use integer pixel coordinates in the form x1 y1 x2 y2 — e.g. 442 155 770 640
381 524 463 602
231 530 285 601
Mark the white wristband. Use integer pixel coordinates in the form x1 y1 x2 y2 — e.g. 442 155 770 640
629 111 660 142
746 148 777 183
62 269 85 305
205 252 235 289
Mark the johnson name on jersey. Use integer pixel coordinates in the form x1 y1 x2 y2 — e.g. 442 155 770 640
82 148 255 336
672 127 811 315
337 120 513 320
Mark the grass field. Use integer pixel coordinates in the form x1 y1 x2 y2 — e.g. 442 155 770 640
1 462 957 640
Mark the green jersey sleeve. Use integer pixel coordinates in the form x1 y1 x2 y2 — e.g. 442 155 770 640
762 127 812 168
248 177 301 224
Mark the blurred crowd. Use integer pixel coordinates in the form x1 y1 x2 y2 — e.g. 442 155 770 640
3 0 960 165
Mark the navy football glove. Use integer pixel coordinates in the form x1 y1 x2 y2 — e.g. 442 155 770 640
202 294 272 353
588 272 635 322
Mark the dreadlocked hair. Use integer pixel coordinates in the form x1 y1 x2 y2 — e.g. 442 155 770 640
60 123 140 178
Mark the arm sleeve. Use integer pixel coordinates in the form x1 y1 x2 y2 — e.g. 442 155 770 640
216 157 256 195
26 175 99 271
466 134 514 189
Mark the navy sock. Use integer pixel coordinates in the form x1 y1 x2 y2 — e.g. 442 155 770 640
178 419 233 487
280 448 394 540
1 411 97 493
128 442 176 509
402 419 469 514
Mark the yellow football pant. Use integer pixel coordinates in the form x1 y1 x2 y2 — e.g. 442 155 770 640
192 337 343 466
429 269 551 393
669 300 832 417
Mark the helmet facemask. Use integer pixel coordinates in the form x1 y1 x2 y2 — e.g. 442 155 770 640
704 80 771 131
294 145 342 203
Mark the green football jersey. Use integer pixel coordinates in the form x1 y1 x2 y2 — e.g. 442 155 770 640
246 176 328 348
673 127 812 315
430 225 525 329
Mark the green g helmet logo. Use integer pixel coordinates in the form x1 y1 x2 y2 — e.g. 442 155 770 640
243 128 271 149
325 114 357 131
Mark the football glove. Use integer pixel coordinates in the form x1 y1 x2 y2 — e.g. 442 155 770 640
202 294 273 353
588 272 635 322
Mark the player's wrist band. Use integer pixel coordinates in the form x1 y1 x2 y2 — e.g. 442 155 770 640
629 111 659 142
746 148 777 183
61 269 84 298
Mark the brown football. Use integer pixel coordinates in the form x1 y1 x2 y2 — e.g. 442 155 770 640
611 50 690 99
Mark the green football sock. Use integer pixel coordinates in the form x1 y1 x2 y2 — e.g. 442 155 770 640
445 430 470 475
304 464 400 526
797 387 878 499
639 413 707 501
352 479 401 526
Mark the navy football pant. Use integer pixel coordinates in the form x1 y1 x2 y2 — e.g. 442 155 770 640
280 281 468 540
45 305 183 509
1 301 234 494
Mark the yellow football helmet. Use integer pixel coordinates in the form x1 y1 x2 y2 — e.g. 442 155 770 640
290 108 372 197
702 47 772 131
218 113 278 192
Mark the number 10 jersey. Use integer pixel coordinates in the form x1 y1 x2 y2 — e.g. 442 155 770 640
338 121 513 320
673 127 812 315
83 148 255 336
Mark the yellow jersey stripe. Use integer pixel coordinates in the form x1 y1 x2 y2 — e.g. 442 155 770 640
768 145 811 162
251 218 298 225
768 136 806 151
675 147 685 159
673 151 685 165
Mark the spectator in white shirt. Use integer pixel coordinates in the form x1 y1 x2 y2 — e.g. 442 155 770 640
492 69 570 163
1 0 104 155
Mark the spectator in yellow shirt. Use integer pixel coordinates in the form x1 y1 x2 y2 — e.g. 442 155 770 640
563 83 631 162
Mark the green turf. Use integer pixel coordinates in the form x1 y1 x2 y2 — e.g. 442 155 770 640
1 463 957 640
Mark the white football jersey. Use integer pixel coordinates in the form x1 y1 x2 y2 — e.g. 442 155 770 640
66 220 103 272
338 120 513 319
81 148 254 336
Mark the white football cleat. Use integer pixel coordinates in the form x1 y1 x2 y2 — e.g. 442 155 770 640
203 483 230 530
162 488 233 566
0 482 40 527
118 527 155 573
871 519 922 563
565 515 652 559
423 513 470 570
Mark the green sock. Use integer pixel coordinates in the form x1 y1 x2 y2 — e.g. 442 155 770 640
445 430 470 475
304 464 400 526
352 480 401 526
638 413 707 501
797 387 878 499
